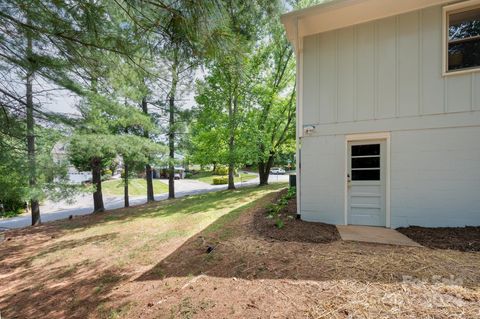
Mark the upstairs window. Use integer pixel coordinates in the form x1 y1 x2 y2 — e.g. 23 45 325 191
444 1 480 74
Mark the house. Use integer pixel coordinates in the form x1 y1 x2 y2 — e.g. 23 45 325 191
282 0 480 228
51 142 92 184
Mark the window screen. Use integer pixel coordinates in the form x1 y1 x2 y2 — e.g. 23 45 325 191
447 6 480 71
351 144 380 181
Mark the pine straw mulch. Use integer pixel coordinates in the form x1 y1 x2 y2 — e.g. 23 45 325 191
112 190 480 319
397 226 480 252
1 189 479 318
252 189 341 243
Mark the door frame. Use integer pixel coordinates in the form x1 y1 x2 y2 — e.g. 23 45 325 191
344 132 391 228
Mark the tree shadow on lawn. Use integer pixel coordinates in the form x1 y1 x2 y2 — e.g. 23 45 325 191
136 191 480 288
0 232 118 271
0 260 129 319
0 231 122 319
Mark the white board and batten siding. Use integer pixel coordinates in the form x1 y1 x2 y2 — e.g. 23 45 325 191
300 5 480 228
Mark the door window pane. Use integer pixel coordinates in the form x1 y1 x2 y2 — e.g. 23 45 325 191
352 157 380 169
352 169 380 181
351 144 380 156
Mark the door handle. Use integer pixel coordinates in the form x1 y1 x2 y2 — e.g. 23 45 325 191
347 174 351 187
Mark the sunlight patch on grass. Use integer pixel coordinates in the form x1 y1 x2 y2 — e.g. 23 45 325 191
188 171 258 185
102 178 168 196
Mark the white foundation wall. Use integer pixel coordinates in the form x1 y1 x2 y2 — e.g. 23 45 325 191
300 135 345 225
299 126 480 228
390 126 480 228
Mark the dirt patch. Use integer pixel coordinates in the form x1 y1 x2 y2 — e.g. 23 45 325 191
253 191 340 243
398 226 480 252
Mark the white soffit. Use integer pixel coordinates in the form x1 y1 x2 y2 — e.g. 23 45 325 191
282 0 455 45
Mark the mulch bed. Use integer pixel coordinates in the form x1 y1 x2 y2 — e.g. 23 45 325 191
252 190 340 243
398 226 480 252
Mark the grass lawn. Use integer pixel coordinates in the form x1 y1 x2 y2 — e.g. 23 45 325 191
1 182 479 319
189 171 258 185
0 184 286 319
101 178 168 196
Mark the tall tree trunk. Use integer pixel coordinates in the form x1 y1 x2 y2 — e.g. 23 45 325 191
91 157 104 212
227 140 235 190
168 46 179 199
168 93 175 199
141 97 154 202
26 29 40 225
227 95 237 190
124 163 129 208
258 161 267 186
258 152 275 186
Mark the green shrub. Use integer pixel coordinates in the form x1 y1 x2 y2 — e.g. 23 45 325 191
213 165 228 175
185 173 193 179
212 176 228 185
275 219 285 229
285 187 296 200
103 169 113 176
1 209 23 218
265 188 297 230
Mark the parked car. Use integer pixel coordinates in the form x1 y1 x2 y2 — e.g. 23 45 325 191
174 173 181 180
270 167 286 175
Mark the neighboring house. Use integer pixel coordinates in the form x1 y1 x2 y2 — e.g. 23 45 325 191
282 0 480 228
51 142 92 184
156 167 186 179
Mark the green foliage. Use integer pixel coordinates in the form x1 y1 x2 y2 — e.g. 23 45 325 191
212 176 229 185
190 1 295 181
245 7 296 178
285 187 296 200
213 165 229 175
0 114 73 211
275 219 285 229
266 187 296 229
68 134 117 172
1 209 24 218
0 115 28 212
1 0 295 216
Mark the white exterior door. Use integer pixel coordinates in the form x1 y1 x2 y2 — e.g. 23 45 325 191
347 140 386 226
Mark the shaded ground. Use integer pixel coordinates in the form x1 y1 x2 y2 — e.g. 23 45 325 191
253 190 340 243
398 226 480 252
1 185 479 318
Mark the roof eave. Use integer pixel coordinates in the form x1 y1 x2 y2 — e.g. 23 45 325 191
282 0 455 45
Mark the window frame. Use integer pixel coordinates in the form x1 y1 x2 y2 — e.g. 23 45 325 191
350 144 381 181
443 0 480 76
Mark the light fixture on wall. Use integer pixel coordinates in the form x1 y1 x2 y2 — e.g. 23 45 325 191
303 125 316 134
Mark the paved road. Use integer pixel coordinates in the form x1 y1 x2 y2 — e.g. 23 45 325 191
0 174 289 230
